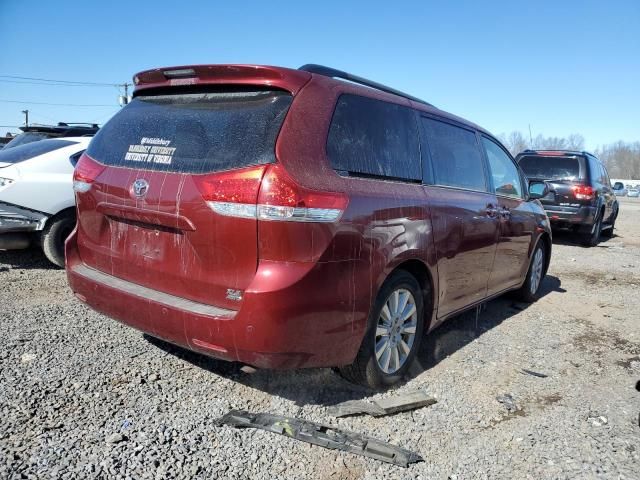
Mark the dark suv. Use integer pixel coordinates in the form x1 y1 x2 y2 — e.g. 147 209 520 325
66 64 552 388
516 150 618 246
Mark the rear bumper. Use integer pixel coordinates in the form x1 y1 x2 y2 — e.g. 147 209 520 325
65 231 363 369
543 205 596 228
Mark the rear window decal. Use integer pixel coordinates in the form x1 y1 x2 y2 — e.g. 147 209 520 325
124 138 176 165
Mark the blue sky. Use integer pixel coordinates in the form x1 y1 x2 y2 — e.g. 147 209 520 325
1 0 638 149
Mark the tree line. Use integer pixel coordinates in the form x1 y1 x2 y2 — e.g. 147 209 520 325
498 131 640 179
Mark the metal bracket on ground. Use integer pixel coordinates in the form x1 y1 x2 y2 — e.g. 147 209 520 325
216 410 423 467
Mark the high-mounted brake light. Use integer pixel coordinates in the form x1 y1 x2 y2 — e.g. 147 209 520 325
572 184 595 200
197 164 348 223
73 154 105 193
163 68 196 79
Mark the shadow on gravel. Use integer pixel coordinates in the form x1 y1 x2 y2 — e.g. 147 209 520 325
408 274 564 379
551 228 619 247
0 246 58 270
145 275 563 407
144 334 373 406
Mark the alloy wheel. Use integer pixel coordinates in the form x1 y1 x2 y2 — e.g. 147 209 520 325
529 247 544 295
374 288 418 374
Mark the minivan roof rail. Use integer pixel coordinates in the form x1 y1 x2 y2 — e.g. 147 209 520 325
299 64 434 107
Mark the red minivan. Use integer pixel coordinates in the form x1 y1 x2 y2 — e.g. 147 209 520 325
66 64 552 388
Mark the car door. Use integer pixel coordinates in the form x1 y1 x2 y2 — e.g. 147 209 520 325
419 116 499 318
481 135 537 296
599 162 616 222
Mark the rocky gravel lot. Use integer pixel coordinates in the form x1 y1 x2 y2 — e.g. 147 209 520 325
2 198 639 480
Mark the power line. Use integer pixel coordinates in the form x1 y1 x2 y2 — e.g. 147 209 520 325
0 79 118 88
0 99 116 107
0 74 120 87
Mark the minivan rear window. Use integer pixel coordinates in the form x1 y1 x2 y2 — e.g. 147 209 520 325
86 90 293 174
0 139 77 164
518 155 581 181
327 94 421 181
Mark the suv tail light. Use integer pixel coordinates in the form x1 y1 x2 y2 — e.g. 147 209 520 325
198 164 348 223
73 154 105 193
571 184 595 200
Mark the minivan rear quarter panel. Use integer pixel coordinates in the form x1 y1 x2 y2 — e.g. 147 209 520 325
273 75 440 339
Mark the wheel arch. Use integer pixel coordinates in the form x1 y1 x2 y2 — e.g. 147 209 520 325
43 206 76 229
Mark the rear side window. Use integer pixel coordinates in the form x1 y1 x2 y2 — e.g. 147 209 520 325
86 90 292 174
0 139 77 164
518 155 581 182
327 94 421 181
421 118 487 191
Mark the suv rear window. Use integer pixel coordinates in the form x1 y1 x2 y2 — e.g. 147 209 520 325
518 155 581 181
327 94 421 181
86 90 292 174
0 139 77 164
3 132 51 149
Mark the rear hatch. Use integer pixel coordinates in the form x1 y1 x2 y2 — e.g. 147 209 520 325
517 153 591 208
75 85 294 310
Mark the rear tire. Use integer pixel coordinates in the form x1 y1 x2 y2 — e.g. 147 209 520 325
514 241 546 303
339 270 425 389
41 210 76 268
601 206 617 238
581 210 603 247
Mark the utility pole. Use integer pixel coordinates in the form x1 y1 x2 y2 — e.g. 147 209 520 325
118 82 132 107
528 124 533 148
21 109 29 127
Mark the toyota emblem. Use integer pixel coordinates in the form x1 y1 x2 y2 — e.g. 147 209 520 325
132 179 149 198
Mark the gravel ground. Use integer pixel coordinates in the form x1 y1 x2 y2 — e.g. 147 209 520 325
1 198 639 480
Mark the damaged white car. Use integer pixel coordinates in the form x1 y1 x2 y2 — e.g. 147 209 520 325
0 137 91 267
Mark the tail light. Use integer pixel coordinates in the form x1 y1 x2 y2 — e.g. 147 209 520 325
73 154 105 193
257 164 348 222
198 164 348 223
194 165 267 219
571 184 595 200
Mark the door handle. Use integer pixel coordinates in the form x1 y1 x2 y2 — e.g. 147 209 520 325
499 207 511 218
486 205 498 218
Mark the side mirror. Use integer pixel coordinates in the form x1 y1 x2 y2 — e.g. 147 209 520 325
528 180 549 199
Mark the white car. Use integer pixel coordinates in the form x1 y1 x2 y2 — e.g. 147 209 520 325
0 137 91 266
627 187 640 198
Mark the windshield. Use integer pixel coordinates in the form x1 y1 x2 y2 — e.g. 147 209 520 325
0 139 77 164
86 90 293 174
518 155 581 181
3 132 52 149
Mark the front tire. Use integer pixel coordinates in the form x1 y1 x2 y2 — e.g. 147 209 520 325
515 241 546 303
339 270 425 389
41 210 76 268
